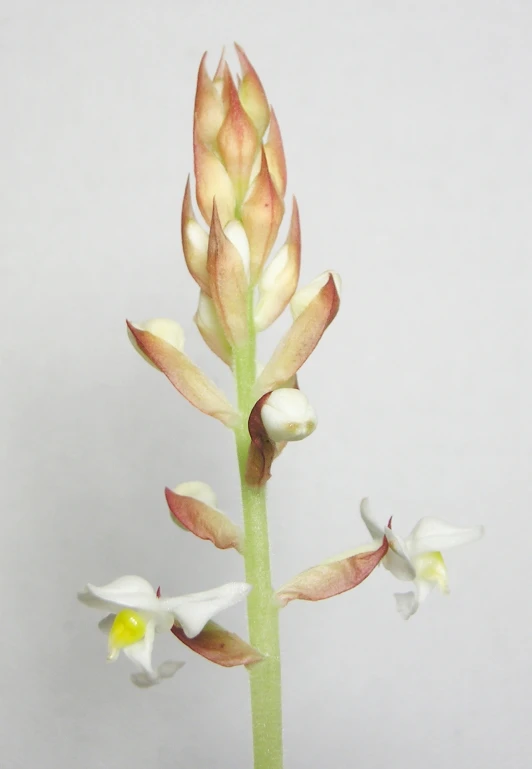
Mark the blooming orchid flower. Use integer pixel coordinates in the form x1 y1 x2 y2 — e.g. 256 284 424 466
79 575 251 687
360 498 484 619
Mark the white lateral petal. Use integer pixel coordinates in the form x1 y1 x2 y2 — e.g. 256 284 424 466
394 578 436 620
161 582 251 638
360 498 384 540
394 591 418 619
406 517 484 557
383 526 417 581
79 576 160 614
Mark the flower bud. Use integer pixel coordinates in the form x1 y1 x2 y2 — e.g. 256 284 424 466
127 319 185 368
126 321 238 427
173 480 217 508
235 44 270 137
194 292 232 366
166 482 243 552
207 203 249 347
193 53 228 147
264 108 287 197
254 198 301 331
217 73 259 205
181 177 210 293
241 148 284 283
261 388 317 443
224 220 251 279
291 271 342 320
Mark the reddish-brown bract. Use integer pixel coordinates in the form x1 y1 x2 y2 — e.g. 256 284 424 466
276 537 389 607
171 621 264 668
165 486 243 552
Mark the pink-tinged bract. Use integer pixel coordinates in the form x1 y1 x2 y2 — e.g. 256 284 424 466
256 274 340 394
276 537 389 607
207 202 249 347
264 109 287 197
241 148 284 283
126 321 238 427
165 487 243 552
245 393 277 487
171 621 264 668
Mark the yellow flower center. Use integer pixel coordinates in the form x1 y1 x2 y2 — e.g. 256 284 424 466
414 551 449 593
107 610 147 661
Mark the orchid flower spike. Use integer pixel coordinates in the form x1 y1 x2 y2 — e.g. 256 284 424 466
79 576 251 687
360 499 484 619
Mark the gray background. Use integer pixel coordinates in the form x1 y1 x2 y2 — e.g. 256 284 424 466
2 1 531 767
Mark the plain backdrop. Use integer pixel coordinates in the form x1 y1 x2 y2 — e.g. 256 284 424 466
2 1 531 768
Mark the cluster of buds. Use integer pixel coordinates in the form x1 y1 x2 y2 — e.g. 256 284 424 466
127 46 341 485
80 46 483 686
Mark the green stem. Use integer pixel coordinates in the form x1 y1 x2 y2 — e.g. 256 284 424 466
233 301 283 769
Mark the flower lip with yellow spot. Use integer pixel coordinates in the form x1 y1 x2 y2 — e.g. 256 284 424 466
107 610 147 661
79 575 251 686
359 498 483 620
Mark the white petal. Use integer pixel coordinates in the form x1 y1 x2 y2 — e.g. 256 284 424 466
406 517 484 557
383 526 417 581
394 591 418 619
79 576 160 615
160 582 251 638
130 663 184 688
394 579 435 620
360 498 385 540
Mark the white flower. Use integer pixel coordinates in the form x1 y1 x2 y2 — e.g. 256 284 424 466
79 575 251 686
261 388 317 442
360 498 484 619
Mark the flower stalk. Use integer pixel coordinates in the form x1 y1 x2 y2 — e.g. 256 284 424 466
233 293 283 769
